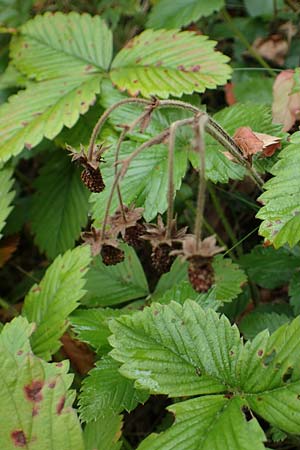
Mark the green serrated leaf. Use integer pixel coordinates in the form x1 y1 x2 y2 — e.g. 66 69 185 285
257 143 300 248
110 29 231 98
239 311 290 340
83 414 123 450
109 301 239 396
147 0 224 29
79 356 148 422
23 245 91 359
82 244 149 307
138 396 265 450
70 307 121 353
240 245 300 289
11 12 113 80
157 280 219 310
91 140 188 223
0 165 15 239
109 300 300 441
211 255 247 302
30 150 90 259
0 316 84 450
0 74 101 163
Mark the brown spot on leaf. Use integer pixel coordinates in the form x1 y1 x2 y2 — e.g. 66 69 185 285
177 65 186 72
21 121 28 127
85 64 93 71
191 65 201 72
80 101 86 106
56 362 63 368
135 57 141 63
17 350 23 356
11 430 27 447
32 286 41 293
24 380 43 402
77 90 82 95
133 79 139 84
153 310 159 316
224 392 233 399
56 396 65 415
32 406 39 417
25 143 32 150
48 380 56 389
155 60 163 67
257 349 263 357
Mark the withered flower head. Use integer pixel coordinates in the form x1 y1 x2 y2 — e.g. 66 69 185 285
142 215 188 274
81 226 124 265
172 234 225 293
108 205 145 249
67 143 109 193
172 234 225 263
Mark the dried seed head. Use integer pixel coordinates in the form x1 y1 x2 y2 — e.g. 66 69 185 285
101 245 125 266
81 226 123 265
142 216 187 274
188 260 214 293
124 223 146 248
81 167 105 193
151 242 175 274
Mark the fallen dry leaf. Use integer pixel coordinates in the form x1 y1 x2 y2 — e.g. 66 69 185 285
252 34 288 66
224 82 236 106
233 126 281 159
272 69 300 131
0 235 19 268
60 332 95 375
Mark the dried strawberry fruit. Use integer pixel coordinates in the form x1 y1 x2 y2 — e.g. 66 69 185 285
124 222 146 248
172 234 224 293
101 245 125 266
151 243 175 274
188 259 214 292
81 167 105 193
142 216 187 274
67 143 107 193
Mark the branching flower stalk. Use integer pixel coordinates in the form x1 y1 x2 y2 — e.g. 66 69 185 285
87 97 264 190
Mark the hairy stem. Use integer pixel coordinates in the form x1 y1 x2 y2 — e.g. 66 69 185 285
100 128 170 241
114 127 129 222
87 97 151 161
193 114 208 249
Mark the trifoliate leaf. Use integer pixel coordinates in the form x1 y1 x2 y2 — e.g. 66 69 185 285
240 245 300 288
0 316 84 450
0 74 101 163
91 140 188 223
23 245 91 360
109 300 300 443
30 150 90 259
257 143 300 248
0 165 15 239
147 0 224 29
83 414 123 450
138 396 265 450
79 356 148 422
82 244 149 307
239 311 290 340
109 301 240 396
110 29 231 98
10 12 113 80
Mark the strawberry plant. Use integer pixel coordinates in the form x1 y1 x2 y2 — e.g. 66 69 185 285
1 1 300 449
